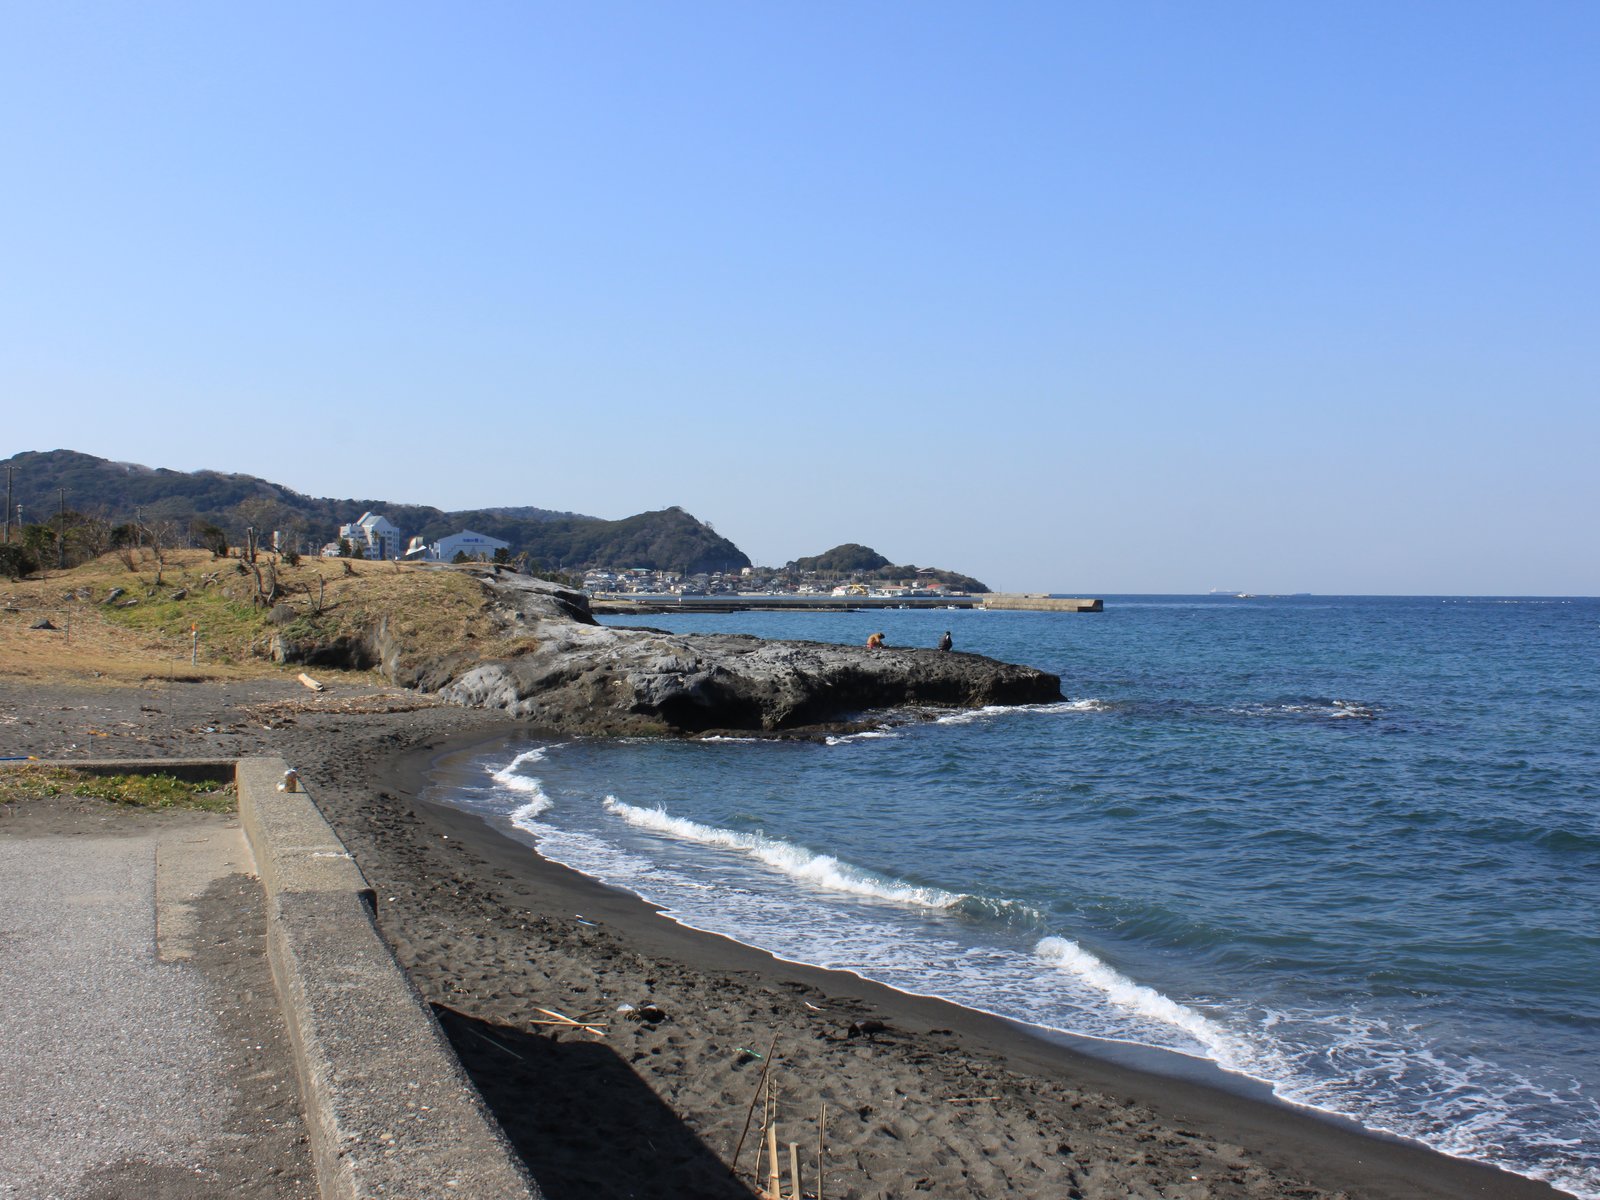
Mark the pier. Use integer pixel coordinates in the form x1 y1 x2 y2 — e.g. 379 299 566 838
590 592 1102 615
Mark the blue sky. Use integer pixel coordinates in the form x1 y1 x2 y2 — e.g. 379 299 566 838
3 2 1595 593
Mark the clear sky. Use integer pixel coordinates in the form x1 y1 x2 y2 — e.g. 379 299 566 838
3 2 1596 594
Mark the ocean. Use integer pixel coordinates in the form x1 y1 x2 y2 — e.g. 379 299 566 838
428 595 1600 1197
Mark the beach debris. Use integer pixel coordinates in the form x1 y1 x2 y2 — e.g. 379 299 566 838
464 1025 527 1063
297 672 325 692
818 1101 827 1200
619 1001 666 1025
277 768 301 793
531 1005 606 1036
28 618 57 630
945 1095 1002 1105
102 587 125 605
733 1034 780 1177
845 1018 887 1039
573 913 597 926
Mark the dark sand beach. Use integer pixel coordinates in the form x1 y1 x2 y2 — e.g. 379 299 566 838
2 678 1566 1199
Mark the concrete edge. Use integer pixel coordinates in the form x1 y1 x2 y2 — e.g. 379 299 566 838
237 756 540 1200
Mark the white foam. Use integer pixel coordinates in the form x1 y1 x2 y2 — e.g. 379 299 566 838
933 698 1105 727
493 746 561 817
603 798 967 909
1035 936 1240 1058
823 729 898 745
492 747 552 789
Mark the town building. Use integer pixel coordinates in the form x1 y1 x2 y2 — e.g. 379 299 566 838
333 512 403 559
403 529 511 562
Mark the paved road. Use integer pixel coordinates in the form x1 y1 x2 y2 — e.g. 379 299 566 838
0 811 313 1199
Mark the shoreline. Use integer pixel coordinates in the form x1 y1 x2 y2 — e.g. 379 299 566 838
2 679 1573 1198
377 724 1564 1199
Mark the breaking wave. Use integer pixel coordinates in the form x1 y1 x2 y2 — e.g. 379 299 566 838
493 747 557 818
602 797 1043 926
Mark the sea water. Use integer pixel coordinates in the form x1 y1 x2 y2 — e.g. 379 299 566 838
431 596 1600 1197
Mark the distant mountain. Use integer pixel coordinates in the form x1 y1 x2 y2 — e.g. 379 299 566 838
787 542 989 594
0 450 750 576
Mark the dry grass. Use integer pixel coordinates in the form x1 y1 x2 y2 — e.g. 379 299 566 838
0 549 514 687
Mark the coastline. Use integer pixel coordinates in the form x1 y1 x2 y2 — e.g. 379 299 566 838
358 722 1562 1199
2 680 1571 1198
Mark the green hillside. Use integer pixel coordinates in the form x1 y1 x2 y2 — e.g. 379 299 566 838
0 450 750 576
787 543 989 594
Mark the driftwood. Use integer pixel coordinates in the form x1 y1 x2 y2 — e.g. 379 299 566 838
297 672 325 692
733 1034 780 1178
532 1006 605 1036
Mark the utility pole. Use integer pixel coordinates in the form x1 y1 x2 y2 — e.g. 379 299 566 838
57 487 67 570
3 466 11 543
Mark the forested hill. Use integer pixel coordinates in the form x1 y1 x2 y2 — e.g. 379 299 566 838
0 450 750 575
788 543 989 594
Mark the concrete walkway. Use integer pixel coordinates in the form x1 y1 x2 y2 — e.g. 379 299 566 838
3 758 540 1200
0 818 267 1199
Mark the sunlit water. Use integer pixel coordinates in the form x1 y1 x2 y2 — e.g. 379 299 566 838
429 596 1600 1197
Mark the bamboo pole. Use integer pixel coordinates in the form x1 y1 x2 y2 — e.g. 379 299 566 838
788 1142 801 1200
818 1102 826 1200
732 1034 779 1179
766 1119 781 1200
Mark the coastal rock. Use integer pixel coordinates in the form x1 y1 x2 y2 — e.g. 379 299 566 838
403 566 1062 735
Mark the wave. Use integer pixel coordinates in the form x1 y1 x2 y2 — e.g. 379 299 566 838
492 747 561 818
1035 936 1241 1058
933 698 1108 727
602 798 1046 927
823 729 898 745
1226 697 1380 722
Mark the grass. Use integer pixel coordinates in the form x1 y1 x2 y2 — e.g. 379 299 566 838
0 548 518 685
0 764 237 812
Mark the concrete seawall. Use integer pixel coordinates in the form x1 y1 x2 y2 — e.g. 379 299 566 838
979 594 1103 612
237 756 540 1200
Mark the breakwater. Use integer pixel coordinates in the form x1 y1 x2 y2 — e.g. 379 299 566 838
590 592 1102 615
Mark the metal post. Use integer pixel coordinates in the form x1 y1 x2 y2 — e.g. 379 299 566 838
191 624 198 667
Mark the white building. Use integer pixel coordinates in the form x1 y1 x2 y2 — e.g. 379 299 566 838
437 530 510 561
403 529 511 562
338 512 404 560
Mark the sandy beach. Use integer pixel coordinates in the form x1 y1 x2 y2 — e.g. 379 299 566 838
1 677 1566 1199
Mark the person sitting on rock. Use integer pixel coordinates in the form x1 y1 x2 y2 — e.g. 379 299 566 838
866 632 885 650
938 630 953 651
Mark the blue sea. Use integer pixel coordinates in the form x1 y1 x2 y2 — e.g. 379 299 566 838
430 596 1600 1197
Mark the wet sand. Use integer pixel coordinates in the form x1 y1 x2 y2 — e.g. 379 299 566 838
3 679 1567 1199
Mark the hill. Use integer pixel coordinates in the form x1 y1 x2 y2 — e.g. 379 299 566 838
0 450 750 576
786 543 989 594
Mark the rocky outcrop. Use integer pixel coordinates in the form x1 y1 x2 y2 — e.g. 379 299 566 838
393 567 1062 736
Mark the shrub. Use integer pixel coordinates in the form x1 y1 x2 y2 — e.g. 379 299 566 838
0 543 40 580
